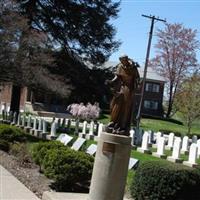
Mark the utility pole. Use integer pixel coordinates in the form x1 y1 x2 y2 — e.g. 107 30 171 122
136 15 166 129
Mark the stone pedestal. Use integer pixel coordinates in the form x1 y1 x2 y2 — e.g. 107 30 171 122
88 132 131 200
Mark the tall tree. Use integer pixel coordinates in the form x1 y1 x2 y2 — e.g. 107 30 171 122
16 0 120 64
150 23 199 117
174 73 200 135
0 1 72 112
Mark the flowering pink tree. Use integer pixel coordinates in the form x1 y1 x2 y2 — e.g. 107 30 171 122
67 102 100 121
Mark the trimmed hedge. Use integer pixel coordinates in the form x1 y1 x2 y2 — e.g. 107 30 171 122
31 141 94 191
43 148 94 191
0 124 25 142
130 161 200 200
31 141 65 167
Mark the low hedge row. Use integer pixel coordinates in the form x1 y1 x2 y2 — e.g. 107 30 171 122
130 161 200 200
31 141 94 191
0 124 25 143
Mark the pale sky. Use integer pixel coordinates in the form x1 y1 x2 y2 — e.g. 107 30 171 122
110 0 200 66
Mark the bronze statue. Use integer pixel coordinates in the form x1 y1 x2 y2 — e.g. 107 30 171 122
106 55 140 136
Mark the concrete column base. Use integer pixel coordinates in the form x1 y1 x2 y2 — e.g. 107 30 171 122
88 132 131 200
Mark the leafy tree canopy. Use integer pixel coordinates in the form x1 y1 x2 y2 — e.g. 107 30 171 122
16 0 121 64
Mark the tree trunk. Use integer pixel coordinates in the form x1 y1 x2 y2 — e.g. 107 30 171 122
10 85 21 113
166 84 173 118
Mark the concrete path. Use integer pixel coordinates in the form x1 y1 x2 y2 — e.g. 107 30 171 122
0 165 40 200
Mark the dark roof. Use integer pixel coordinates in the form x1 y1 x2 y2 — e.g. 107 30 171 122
103 61 165 82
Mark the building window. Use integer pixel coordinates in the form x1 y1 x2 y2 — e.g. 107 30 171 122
144 100 158 110
145 83 160 93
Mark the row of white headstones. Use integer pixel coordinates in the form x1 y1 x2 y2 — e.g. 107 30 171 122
136 131 199 167
3 112 199 168
7 112 104 140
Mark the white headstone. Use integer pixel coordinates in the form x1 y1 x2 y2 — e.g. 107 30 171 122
181 136 189 153
89 121 95 135
171 137 182 159
142 132 150 150
156 132 162 143
50 121 57 137
57 134 73 145
188 143 198 164
130 129 135 146
137 132 150 153
82 121 87 134
86 144 97 156
38 118 42 131
71 138 86 151
157 137 165 155
183 143 198 167
97 123 104 136
33 118 37 130
166 133 175 149
42 120 47 133
27 115 32 127
128 158 139 170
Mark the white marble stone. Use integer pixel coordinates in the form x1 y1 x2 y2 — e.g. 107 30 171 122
86 144 97 156
166 132 174 150
71 138 86 151
82 121 87 134
97 123 104 137
181 136 189 154
137 132 151 153
128 158 139 170
183 143 198 167
50 121 57 137
167 137 182 163
27 115 32 128
89 121 95 135
57 134 73 145
153 137 166 158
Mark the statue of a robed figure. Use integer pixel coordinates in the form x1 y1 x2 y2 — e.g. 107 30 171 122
106 55 140 136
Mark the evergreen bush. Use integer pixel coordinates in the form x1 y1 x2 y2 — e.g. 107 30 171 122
43 147 94 191
130 161 200 200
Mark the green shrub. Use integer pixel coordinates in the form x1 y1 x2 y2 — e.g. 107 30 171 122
0 124 25 142
0 139 10 152
130 161 200 200
31 141 65 166
43 147 94 191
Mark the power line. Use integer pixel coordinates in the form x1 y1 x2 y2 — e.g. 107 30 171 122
136 14 166 129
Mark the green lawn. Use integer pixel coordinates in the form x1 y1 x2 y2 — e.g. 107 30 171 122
98 114 200 136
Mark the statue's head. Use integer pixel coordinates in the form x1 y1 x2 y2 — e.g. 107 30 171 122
119 54 129 65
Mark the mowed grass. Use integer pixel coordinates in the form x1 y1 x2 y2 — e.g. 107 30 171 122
98 114 200 136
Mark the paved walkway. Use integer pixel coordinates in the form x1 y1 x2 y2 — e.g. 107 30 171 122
0 165 40 200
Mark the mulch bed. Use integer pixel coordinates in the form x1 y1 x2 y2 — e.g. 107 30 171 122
0 150 52 199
